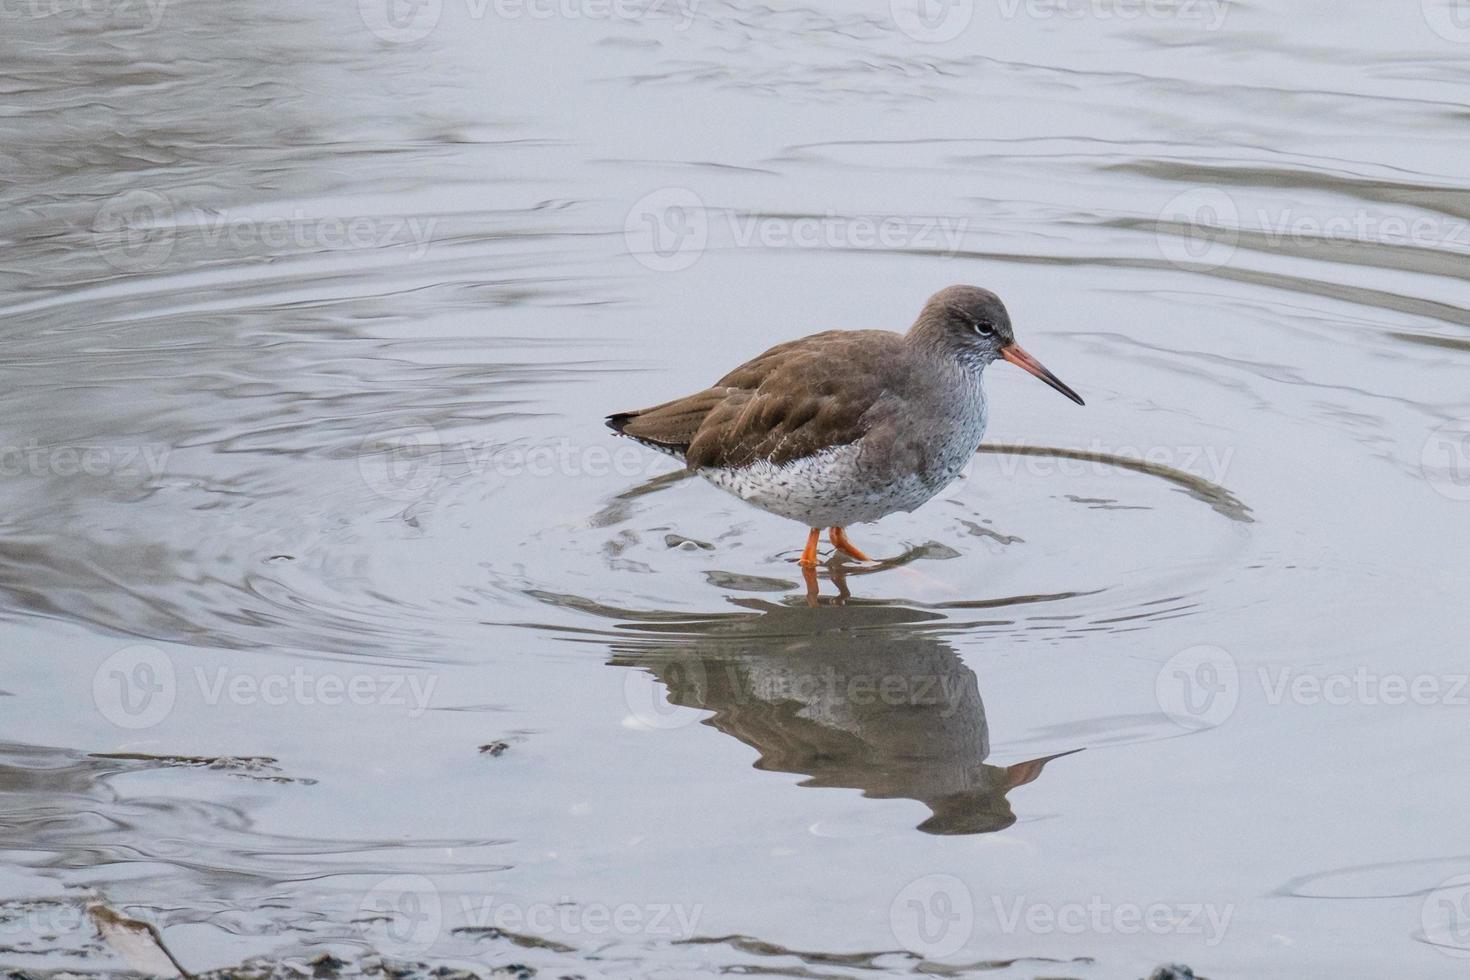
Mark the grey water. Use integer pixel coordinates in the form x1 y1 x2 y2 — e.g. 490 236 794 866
1 0 1468 976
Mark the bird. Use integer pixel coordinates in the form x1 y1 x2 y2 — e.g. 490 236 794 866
606 285 1084 568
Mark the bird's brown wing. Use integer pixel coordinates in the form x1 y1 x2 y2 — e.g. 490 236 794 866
606 330 909 470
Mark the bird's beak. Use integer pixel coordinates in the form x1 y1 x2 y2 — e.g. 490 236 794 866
1000 344 1084 406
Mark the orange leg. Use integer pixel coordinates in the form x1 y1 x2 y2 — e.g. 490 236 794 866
828 526 872 562
799 527 821 568
801 563 820 605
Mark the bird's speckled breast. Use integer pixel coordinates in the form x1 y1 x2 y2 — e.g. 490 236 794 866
700 366 989 528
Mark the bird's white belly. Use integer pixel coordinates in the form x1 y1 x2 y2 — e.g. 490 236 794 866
699 390 988 528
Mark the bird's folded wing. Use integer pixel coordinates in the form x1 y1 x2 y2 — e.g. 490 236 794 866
614 330 906 471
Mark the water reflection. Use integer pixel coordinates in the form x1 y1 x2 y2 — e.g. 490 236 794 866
3 0 1466 970
612 604 1080 835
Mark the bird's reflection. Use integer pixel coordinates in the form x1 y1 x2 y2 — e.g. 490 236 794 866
611 603 1079 835
798 550 960 605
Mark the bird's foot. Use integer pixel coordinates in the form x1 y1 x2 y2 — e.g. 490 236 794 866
798 527 821 568
828 526 873 563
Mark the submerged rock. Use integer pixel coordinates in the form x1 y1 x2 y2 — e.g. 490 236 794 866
1146 965 1199 980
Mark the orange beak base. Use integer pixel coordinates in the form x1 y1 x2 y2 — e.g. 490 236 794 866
1000 344 1084 406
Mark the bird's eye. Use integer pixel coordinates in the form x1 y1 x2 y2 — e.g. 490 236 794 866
973 321 995 337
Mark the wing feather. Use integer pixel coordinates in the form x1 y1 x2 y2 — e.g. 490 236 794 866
607 330 911 470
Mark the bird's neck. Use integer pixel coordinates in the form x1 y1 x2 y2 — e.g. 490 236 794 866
906 317 989 377
905 310 951 353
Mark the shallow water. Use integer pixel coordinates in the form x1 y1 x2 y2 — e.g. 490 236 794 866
1 0 1468 975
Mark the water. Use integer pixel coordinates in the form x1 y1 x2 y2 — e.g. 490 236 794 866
1 0 1468 975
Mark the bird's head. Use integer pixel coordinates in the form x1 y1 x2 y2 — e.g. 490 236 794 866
915 284 1084 406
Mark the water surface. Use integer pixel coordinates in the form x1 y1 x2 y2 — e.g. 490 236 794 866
1 0 1468 976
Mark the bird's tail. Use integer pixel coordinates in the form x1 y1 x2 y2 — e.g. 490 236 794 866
605 388 730 459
